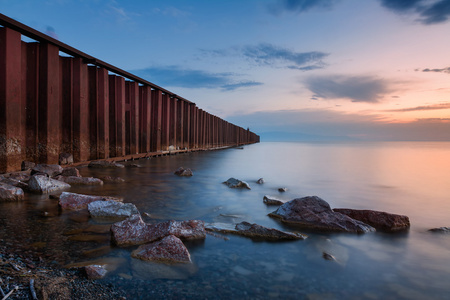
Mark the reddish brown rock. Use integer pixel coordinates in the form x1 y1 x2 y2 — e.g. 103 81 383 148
111 215 206 247
131 235 191 263
269 196 375 233
333 208 410 232
0 182 24 201
59 192 123 210
85 265 108 279
60 167 81 177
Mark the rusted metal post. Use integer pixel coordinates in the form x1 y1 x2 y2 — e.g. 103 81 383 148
0 27 24 173
189 104 197 149
38 42 61 164
161 93 170 151
72 57 89 162
151 89 162 152
109 75 126 157
169 96 177 148
88 66 98 159
125 81 139 155
97 67 109 158
139 85 151 153
183 101 190 149
60 57 73 155
177 99 184 148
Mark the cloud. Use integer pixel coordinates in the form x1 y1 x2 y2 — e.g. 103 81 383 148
422 67 450 74
378 0 450 25
132 65 263 91
45 26 59 39
242 43 329 70
227 109 450 141
385 102 450 112
268 0 340 16
304 75 393 103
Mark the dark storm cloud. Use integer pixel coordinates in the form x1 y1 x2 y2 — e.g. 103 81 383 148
132 65 263 91
379 0 450 24
304 75 392 103
242 43 329 70
422 67 450 73
268 0 340 15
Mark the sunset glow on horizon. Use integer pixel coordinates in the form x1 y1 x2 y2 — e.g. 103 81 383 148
1 0 449 141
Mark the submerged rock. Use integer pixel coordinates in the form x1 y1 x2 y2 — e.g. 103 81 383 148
31 164 63 177
99 176 125 183
28 175 71 194
256 178 265 184
85 265 108 279
0 182 24 201
235 221 307 240
269 196 375 233
428 227 450 233
205 221 306 240
54 176 104 186
131 235 191 263
59 192 123 210
223 178 251 189
88 160 124 169
278 187 287 192
174 167 193 177
263 195 285 206
322 252 337 261
88 200 139 218
333 208 410 232
111 215 206 247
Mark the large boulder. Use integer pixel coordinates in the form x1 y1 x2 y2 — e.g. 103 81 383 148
88 200 139 218
28 175 71 194
31 164 63 177
59 192 123 210
269 196 375 233
131 235 191 263
54 176 103 186
0 183 24 201
174 167 193 177
333 208 410 232
88 160 124 169
111 215 206 246
223 178 251 189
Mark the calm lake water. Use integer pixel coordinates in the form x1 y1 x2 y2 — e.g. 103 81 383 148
1 141 449 299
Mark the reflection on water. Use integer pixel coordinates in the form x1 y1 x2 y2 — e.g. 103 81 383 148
1 142 449 299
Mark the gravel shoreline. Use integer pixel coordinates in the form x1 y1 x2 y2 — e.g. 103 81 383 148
0 244 126 300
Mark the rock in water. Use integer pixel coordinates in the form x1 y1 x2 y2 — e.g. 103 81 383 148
88 200 139 218
0 183 24 201
428 227 450 233
85 265 108 279
174 167 193 176
269 196 375 233
111 215 206 246
235 221 307 240
28 175 71 194
99 176 125 183
60 167 81 177
333 208 410 232
31 164 63 177
223 178 251 189
88 160 125 169
59 192 123 210
278 187 287 192
256 178 265 184
131 235 191 263
54 176 104 186
263 195 285 206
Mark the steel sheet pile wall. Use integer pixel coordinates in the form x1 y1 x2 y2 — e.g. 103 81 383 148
0 15 259 173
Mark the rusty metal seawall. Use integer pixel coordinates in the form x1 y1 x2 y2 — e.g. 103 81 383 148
0 13 260 173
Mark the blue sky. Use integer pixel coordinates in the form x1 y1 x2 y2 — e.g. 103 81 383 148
1 0 450 141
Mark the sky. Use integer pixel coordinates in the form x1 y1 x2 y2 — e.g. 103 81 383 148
1 0 450 141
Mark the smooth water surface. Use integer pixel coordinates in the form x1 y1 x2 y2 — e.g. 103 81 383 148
1 142 449 299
